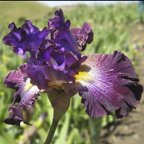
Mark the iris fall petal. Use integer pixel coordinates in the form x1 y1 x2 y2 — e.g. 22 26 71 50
76 51 143 118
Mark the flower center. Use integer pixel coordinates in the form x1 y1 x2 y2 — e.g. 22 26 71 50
75 71 92 82
48 80 66 90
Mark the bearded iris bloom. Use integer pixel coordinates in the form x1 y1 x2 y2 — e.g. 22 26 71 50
3 9 143 144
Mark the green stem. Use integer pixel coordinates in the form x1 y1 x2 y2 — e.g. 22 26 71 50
45 90 71 144
44 118 59 144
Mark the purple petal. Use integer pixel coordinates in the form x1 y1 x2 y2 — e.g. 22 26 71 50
71 23 93 51
47 9 81 57
37 39 86 76
4 106 23 126
3 20 49 56
12 75 39 110
53 28 79 57
77 51 143 118
4 106 31 126
4 66 40 126
4 68 26 89
48 9 69 30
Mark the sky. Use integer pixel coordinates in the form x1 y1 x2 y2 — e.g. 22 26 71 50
38 1 138 7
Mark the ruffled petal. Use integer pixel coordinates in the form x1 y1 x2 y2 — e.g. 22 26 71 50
76 51 143 118
47 9 93 57
4 105 32 126
4 106 23 126
71 23 93 51
47 9 80 56
4 68 26 89
3 20 49 56
36 39 87 79
4 66 40 126
48 9 69 30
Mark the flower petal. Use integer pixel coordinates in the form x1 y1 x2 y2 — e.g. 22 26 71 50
48 9 80 57
4 66 40 125
4 106 23 126
3 20 48 56
48 9 69 30
77 51 143 118
4 105 32 126
4 68 26 89
71 23 93 51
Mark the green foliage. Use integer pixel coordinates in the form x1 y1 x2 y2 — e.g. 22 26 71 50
0 2 141 144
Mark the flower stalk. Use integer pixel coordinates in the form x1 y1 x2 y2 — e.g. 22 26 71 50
44 118 59 144
44 89 72 144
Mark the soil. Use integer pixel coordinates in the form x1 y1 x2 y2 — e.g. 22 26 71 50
99 23 144 144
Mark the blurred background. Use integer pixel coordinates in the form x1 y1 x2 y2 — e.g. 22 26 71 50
0 1 144 144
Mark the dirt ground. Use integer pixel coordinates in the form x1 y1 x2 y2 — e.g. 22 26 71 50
99 23 144 144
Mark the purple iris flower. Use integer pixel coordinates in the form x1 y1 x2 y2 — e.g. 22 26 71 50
3 9 143 126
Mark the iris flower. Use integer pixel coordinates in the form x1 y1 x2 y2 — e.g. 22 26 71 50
3 9 143 144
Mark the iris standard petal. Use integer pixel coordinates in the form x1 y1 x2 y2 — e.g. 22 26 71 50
48 9 66 30
47 9 92 59
3 20 49 56
48 9 80 57
71 23 93 51
76 51 143 118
